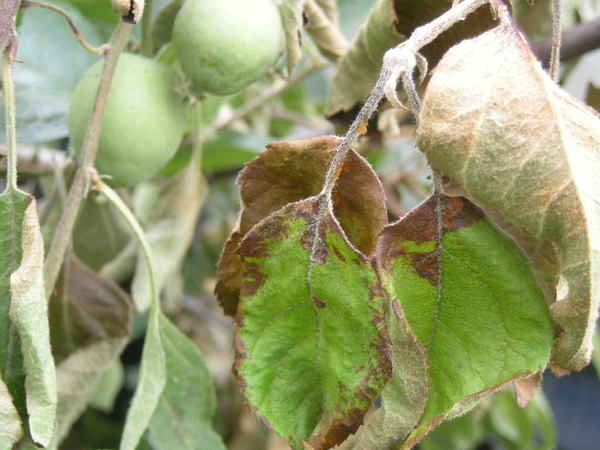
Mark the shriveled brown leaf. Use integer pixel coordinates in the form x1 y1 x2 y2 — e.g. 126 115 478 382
514 371 543 409
417 24 600 371
49 254 132 364
215 136 387 316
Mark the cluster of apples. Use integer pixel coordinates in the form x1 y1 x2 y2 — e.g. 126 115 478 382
68 0 282 186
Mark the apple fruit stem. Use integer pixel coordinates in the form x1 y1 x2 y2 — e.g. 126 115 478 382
192 99 203 170
43 20 131 300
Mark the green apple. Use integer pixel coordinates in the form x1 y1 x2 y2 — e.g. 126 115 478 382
68 53 187 187
172 0 282 96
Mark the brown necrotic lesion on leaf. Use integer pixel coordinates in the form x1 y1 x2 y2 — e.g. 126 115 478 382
417 23 600 371
214 136 387 317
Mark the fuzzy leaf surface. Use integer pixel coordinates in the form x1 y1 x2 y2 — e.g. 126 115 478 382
9 200 56 446
215 137 387 316
416 24 600 371
234 197 391 450
0 377 23 448
147 314 225 450
374 195 553 448
0 189 28 424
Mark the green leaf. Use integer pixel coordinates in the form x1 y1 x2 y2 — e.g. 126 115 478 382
235 197 391 450
0 376 23 449
3 2 102 143
374 195 553 448
9 199 56 446
120 310 166 450
215 137 388 316
146 314 225 450
416 24 600 371
131 158 207 312
0 189 28 425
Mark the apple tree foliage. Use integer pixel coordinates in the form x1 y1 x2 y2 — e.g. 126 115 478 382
1 0 600 449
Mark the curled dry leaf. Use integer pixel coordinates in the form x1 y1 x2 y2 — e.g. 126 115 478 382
514 370 543 409
417 24 600 371
214 136 387 316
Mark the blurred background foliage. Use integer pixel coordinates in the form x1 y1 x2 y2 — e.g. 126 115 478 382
2 0 600 449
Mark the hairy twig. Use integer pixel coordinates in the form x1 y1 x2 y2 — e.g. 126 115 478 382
2 36 19 191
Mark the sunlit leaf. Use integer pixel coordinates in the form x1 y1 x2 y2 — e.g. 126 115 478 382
215 136 387 316
235 197 391 450
9 199 56 446
374 195 553 448
417 24 600 371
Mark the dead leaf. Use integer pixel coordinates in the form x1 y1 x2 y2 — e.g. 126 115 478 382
514 371 543 409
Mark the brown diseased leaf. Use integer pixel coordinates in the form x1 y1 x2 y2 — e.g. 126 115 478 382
416 24 600 371
514 371 543 409
49 254 133 364
215 136 387 316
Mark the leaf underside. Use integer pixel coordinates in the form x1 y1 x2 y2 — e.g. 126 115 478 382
417 24 600 371
234 197 391 450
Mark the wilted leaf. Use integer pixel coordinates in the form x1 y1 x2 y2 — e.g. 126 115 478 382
374 195 553 448
0 189 28 423
416 24 600 371
325 0 404 116
325 0 501 117
0 377 23 448
146 313 225 450
49 254 132 363
281 0 307 71
54 338 127 442
304 0 347 61
234 197 391 450
9 199 56 446
88 359 124 413
514 371 543 409
215 136 387 316
132 160 207 312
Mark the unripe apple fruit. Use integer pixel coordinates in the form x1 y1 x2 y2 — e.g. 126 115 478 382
172 0 282 96
68 54 187 187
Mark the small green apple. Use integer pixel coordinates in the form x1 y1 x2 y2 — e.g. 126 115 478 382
68 53 187 187
172 0 282 96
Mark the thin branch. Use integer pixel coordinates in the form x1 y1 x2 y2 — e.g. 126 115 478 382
530 17 600 68
44 21 131 300
20 1 107 55
550 0 562 81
